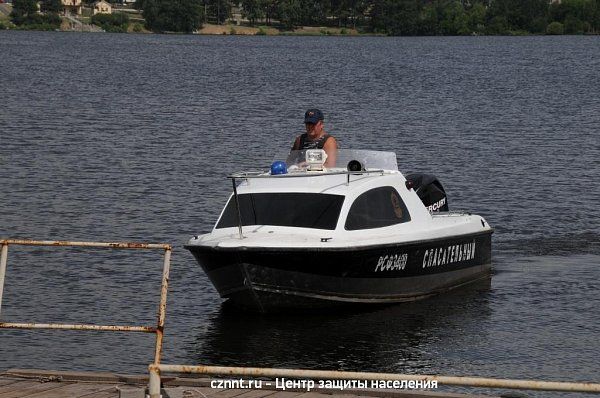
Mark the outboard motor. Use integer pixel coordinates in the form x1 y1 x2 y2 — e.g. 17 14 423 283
405 173 449 212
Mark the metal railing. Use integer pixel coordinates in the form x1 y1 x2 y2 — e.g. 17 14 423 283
3 238 600 397
147 364 600 396
0 239 171 370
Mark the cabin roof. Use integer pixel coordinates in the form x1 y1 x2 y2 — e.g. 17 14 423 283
233 169 404 196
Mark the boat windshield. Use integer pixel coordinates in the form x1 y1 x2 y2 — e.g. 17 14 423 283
284 149 398 171
216 192 344 230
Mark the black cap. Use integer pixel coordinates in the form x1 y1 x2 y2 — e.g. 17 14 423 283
304 109 324 124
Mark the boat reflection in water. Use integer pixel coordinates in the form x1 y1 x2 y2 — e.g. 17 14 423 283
191 278 491 373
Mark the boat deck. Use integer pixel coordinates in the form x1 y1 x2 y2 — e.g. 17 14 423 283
0 369 496 398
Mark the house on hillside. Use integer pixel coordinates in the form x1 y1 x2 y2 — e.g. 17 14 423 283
93 0 111 14
61 0 82 15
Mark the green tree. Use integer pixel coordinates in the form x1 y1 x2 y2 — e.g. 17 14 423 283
546 20 564 34
205 0 231 24
595 0 600 32
328 0 367 28
549 0 597 33
275 0 302 29
485 15 508 34
10 0 38 25
40 0 62 13
440 0 468 35
486 0 548 33
466 2 486 34
134 0 147 10
256 0 277 24
299 0 327 25
370 0 421 35
241 0 265 25
548 1 566 22
419 1 441 35
348 0 369 28
92 12 130 32
142 0 204 32
564 13 585 33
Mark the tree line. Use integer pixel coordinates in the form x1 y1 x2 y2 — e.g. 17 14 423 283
9 0 600 34
135 0 600 34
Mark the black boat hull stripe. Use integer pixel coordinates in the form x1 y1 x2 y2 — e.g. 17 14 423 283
187 231 492 310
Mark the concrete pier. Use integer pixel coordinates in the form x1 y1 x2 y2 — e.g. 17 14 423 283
0 369 496 398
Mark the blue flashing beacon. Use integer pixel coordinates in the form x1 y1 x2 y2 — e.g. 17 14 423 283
270 161 288 175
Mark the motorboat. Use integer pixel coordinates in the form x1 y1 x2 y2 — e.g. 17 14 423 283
185 149 492 312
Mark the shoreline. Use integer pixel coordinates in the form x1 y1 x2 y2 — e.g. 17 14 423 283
197 23 367 36
2 22 598 36
1 10 597 36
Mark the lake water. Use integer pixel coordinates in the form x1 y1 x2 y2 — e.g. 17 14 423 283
0 31 599 397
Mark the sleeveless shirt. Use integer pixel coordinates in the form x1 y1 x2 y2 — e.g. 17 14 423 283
294 133 332 150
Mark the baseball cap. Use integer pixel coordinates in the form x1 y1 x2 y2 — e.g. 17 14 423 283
304 109 324 124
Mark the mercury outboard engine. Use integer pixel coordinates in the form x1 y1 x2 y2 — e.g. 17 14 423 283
405 173 449 212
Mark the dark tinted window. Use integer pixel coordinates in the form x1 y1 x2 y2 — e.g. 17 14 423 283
216 193 344 230
345 186 411 230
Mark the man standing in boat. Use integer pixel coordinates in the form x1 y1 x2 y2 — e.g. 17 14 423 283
291 108 338 167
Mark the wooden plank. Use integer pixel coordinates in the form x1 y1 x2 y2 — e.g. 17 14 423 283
164 377 214 388
78 390 118 398
211 389 255 398
265 393 305 398
19 383 116 398
232 390 277 398
166 387 224 396
5 371 118 384
0 380 73 398
0 380 62 394
3 370 152 386
161 387 222 398
310 394 378 398
0 381 38 393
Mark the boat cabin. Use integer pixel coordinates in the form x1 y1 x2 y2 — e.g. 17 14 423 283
198 150 482 249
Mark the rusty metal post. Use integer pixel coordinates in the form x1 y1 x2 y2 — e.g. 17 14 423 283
153 247 171 366
0 243 8 317
148 364 161 398
147 247 171 398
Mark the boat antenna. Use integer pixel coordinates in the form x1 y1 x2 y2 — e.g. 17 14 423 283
231 178 244 239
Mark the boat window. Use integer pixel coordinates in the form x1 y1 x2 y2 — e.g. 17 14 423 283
285 149 398 171
345 186 411 230
216 193 344 230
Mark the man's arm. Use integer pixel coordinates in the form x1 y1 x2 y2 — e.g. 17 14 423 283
291 136 300 151
323 136 337 168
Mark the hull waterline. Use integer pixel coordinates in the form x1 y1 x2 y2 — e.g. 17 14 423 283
186 231 492 312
